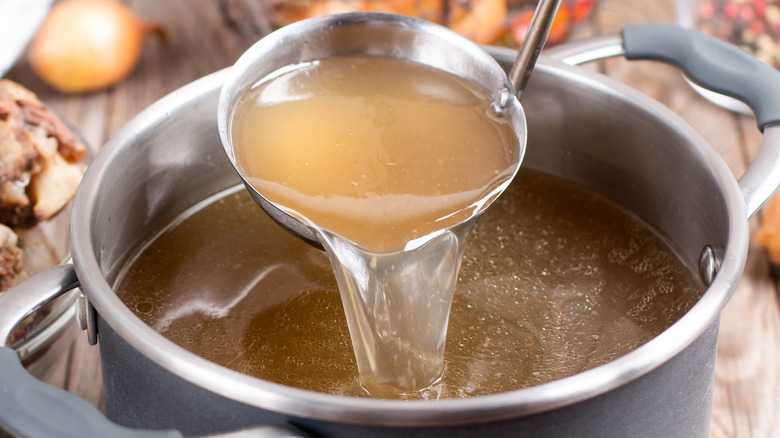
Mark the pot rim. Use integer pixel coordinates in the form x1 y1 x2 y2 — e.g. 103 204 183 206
71 57 748 427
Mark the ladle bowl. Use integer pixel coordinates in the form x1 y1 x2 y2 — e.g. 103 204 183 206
217 12 529 396
216 12 528 249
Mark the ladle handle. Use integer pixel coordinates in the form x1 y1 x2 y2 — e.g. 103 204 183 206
545 24 780 218
0 265 307 438
508 0 562 98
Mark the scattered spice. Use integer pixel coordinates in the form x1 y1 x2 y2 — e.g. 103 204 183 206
694 0 780 69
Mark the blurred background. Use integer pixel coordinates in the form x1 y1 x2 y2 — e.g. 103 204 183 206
1 1 778 437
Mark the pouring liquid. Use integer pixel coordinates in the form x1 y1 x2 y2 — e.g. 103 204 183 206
231 57 520 397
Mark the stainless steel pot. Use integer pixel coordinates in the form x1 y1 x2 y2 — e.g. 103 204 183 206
1 20 780 438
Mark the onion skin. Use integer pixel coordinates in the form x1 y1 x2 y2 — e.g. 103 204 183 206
28 0 164 94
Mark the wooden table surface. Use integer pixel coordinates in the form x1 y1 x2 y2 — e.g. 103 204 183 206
5 0 779 436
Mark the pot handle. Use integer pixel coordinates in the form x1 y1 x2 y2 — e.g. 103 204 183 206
0 264 177 437
0 348 183 438
0 266 309 438
544 24 780 218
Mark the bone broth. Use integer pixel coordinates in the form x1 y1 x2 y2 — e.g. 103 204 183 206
231 57 519 250
228 56 521 397
115 169 703 400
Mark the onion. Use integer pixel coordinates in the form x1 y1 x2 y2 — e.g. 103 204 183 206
28 0 166 94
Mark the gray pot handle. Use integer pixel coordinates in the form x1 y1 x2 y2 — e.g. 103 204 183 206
622 25 780 131
0 348 181 438
545 24 780 218
0 264 179 438
0 266 307 438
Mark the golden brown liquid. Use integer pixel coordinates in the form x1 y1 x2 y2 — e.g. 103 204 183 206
115 169 703 400
230 56 521 396
231 57 519 251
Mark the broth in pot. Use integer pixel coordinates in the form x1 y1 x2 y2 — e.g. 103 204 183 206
115 168 703 400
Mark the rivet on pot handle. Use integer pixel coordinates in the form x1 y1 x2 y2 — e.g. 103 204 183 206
546 24 780 218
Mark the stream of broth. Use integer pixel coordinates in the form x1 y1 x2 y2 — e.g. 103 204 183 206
115 169 703 400
229 56 520 396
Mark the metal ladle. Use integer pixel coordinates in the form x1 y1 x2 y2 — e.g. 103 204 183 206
217 0 561 248
221 1 562 397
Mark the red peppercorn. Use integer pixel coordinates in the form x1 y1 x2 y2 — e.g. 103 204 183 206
699 0 715 19
724 2 740 19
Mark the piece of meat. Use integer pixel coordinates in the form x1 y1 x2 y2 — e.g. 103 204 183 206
0 220 31 344
30 151 84 222
0 79 86 162
0 79 40 106
20 102 87 162
0 80 86 344
0 223 25 292
0 120 40 227
0 79 86 226
0 120 39 183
